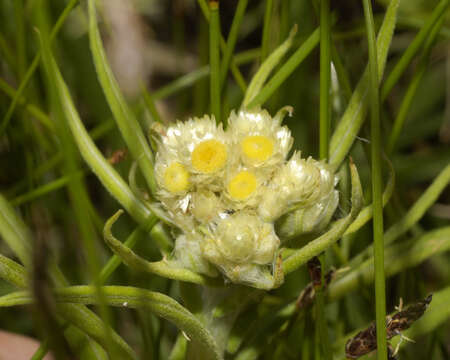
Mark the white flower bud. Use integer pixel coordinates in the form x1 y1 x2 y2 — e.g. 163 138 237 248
203 212 280 266
172 234 217 277
258 152 337 222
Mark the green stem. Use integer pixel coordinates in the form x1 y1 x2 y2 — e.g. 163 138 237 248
0 78 54 131
0 285 223 360
0 0 79 136
351 163 450 266
30 340 50 360
103 210 219 286
387 16 445 154
261 0 274 62
319 0 331 161
246 27 320 108
197 0 247 92
88 0 157 195
328 226 450 302
220 0 248 88
141 85 163 124
381 0 450 102
209 1 221 123
153 48 259 101
317 0 332 358
361 0 387 358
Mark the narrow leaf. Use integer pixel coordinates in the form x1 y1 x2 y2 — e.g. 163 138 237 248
87 0 157 194
242 26 297 108
329 0 400 169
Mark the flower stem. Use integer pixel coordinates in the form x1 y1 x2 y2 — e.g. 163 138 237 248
361 0 387 359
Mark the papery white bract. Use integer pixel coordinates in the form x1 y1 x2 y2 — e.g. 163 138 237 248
258 152 338 223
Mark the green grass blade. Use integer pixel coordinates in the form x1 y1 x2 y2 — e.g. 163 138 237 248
10 171 83 206
0 285 223 360
153 48 259 101
344 157 395 235
329 0 400 169
220 0 248 88
37 22 117 355
103 211 218 286
209 1 221 122
30 341 50 360
197 0 247 92
0 78 54 131
387 16 445 154
317 0 332 358
329 226 450 302
0 194 32 267
246 27 319 109
381 0 450 102
0 0 78 136
87 0 156 195
351 163 450 266
0 254 27 288
319 0 331 160
0 194 134 359
141 86 163 124
261 0 274 62
243 26 297 108
37 27 156 231
361 0 387 358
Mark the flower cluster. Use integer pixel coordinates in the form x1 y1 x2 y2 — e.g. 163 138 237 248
153 108 338 288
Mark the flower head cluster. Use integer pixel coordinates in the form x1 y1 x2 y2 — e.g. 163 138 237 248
153 108 338 289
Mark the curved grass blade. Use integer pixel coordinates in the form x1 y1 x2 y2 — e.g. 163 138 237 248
329 0 400 169
328 226 450 302
0 194 32 267
104 210 221 286
87 0 156 195
351 163 450 266
38 28 156 231
0 285 223 360
387 16 445 154
220 0 249 88
242 25 297 108
344 156 395 235
0 195 133 359
246 27 319 109
381 0 450 102
0 254 27 288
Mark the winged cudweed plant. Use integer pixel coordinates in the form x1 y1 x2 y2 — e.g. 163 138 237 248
1 1 450 359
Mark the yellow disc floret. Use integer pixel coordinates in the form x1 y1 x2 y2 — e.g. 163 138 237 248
163 162 190 193
241 135 274 163
227 171 257 200
191 139 227 173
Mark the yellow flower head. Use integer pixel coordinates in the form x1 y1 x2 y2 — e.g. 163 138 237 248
223 165 269 210
155 149 191 196
161 115 227 168
191 139 227 174
228 107 293 169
